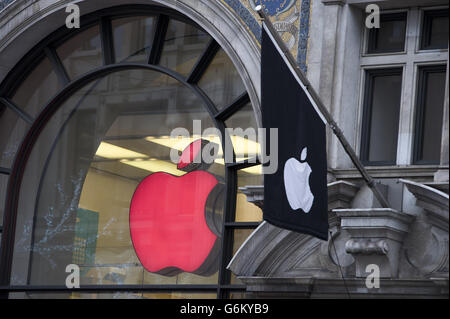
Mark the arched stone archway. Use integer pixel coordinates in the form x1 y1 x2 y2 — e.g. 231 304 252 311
0 0 261 125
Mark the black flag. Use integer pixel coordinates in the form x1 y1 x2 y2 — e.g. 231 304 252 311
262 24 328 240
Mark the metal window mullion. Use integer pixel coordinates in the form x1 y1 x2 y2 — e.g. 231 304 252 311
0 284 219 293
217 166 237 299
187 39 220 84
0 167 11 175
100 17 115 65
215 92 250 121
224 222 259 228
148 14 169 65
44 47 70 86
226 157 260 170
0 97 34 124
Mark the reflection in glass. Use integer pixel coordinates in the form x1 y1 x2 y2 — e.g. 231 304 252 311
11 58 61 117
367 13 407 53
159 19 211 76
0 109 30 168
112 16 156 63
224 102 260 162
12 69 225 287
414 67 446 163
236 168 263 222
230 229 255 284
198 49 246 110
56 25 102 80
13 291 217 299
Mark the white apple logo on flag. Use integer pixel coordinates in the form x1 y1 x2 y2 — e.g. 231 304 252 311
283 147 314 213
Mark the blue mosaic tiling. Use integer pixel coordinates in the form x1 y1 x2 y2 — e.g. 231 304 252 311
1 0 311 72
224 0 311 72
223 0 262 42
297 0 311 73
0 0 15 11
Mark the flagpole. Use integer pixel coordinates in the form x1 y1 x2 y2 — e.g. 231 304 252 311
256 6 390 209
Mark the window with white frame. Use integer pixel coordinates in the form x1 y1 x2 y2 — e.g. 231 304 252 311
359 6 448 166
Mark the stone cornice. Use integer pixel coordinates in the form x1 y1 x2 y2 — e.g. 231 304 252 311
321 0 346 6
401 179 449 231
238 276 449 298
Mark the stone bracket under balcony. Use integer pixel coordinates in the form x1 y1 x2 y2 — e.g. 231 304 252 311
333 208 415 278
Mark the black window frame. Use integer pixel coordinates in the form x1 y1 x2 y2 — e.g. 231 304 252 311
367 12 408 54
420 9 449 51
412 64 447 165
360 67 403 166
0 4 260 299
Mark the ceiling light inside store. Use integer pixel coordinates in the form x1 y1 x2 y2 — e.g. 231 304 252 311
120 159 185 176
95 142 148 159
145 135 261 156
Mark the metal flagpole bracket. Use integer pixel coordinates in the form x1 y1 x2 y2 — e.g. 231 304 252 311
254 5 265 22
255 6 391 209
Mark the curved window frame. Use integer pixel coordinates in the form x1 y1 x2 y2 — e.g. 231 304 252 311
0 4 260 299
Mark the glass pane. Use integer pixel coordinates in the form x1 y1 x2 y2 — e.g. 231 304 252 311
12 69 225 287
365 70 402 163
226 103 262 221
224 103 260 162
56 25 102 80
236 168 263 222
112 16 156 63
0 174 8 224
415 68 446 163
198 49 245 110
367 13 406 53
230 228 256 284
0 108 30 168
11 58 61 117
159 19 211 77
421 10 449 50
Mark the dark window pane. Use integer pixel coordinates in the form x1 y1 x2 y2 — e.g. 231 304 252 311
0 108 30 168
159 19 211 76
56 25 102 80
112 16 156 63
224 103 260 160
421 10 449 50
361 69 402 164
367 13 407 53
235 168 263 222
414 66 446 164
198 49 246 110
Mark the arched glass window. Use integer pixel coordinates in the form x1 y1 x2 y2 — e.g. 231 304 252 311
0 6 261 299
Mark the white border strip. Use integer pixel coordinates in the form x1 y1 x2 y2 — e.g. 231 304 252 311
263 23 327 124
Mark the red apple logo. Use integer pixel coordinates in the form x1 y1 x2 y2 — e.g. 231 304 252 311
129 139 223 276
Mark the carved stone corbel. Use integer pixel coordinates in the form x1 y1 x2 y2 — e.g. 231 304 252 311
334 208 415 278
